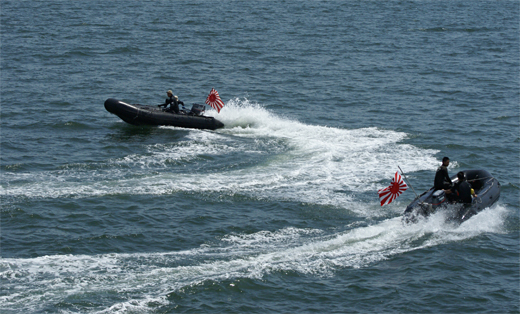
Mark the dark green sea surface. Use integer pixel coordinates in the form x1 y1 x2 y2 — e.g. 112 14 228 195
1 1 519 313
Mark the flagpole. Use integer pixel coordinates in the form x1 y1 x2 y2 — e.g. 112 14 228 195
398 166 419 199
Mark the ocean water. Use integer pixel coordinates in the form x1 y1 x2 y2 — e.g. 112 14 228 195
1 1 519 313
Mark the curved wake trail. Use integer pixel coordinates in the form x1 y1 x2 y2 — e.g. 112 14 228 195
0 204 507 313
1 99 439 214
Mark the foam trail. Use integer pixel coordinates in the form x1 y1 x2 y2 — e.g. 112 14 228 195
0 205 507 313
1 99 440 213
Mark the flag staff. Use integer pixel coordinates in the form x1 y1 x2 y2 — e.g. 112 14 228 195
398 166 419 199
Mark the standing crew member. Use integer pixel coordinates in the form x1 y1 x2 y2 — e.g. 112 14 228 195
434 157 452 191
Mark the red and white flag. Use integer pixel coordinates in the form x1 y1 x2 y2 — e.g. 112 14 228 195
205 88 225 113
378 171 408 206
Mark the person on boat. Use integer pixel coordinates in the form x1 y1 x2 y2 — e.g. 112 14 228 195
434 157 452 190
158 90 184 114
445 171 476 204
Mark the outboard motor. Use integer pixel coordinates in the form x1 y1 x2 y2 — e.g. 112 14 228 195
190 104 205 116
432 190 446 209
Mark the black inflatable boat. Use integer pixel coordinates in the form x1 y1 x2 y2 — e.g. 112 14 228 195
403 169 500 224
104 98 224 130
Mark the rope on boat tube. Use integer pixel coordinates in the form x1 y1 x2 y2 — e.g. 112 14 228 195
132 106 140 121
468 176 494 182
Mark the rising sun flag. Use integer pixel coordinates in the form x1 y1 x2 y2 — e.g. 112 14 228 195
205 88 225 113
378 171 408 206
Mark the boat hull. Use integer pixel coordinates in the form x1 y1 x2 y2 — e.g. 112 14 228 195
403 169 500 224
104 98 224 130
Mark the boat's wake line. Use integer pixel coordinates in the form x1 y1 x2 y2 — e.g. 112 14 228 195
1 99 440 216
0 204 508 313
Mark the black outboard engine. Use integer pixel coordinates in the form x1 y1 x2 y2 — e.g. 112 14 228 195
190 104 205 116
406 190 446 223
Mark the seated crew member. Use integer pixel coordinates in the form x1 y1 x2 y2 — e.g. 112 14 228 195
434 157 452 191
445 171 476 204
158 90 184 114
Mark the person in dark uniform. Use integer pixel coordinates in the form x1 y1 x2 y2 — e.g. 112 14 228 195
434 157 452 191
158 90 184 114
445 171 476 203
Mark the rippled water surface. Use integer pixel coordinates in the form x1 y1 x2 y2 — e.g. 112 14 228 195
1 1 519 313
